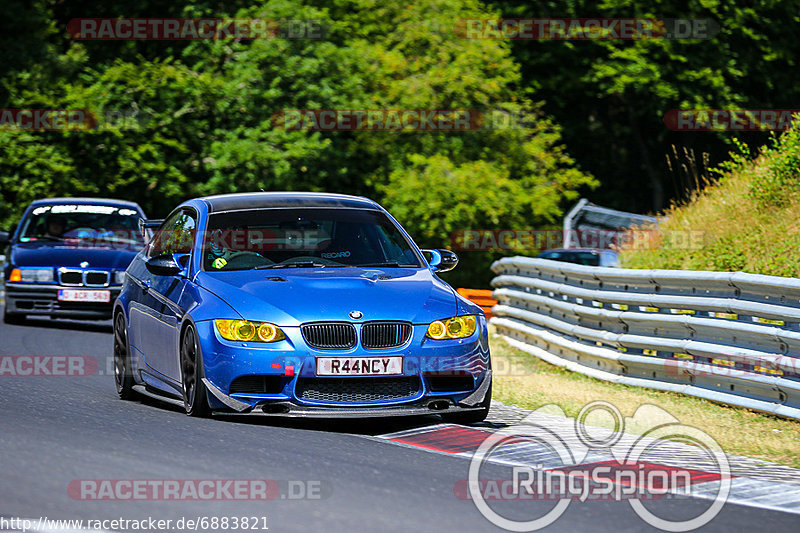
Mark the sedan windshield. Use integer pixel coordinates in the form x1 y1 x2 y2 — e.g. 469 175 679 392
19 204 144 247
202 208 423 271
538 250 602 266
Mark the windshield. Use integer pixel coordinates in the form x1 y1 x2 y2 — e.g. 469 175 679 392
538 250 601 266
202 208 423 271
19 204 144 247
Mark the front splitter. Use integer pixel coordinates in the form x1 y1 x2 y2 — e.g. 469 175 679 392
218 402 486 419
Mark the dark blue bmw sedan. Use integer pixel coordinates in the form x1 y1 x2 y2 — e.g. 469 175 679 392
113 192 492 421
2 198 147 323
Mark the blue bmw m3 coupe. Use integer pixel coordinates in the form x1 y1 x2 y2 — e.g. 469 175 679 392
113 192 492 421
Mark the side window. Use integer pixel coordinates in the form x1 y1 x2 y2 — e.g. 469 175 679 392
149 210 197 258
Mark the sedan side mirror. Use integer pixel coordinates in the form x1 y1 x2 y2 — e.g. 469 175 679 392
421 249 459 272
0 231 8 246
145 254 183 277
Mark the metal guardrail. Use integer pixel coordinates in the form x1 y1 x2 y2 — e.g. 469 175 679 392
0 254 5 304
490 257 800 420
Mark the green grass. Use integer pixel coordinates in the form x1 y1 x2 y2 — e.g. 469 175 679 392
489 329 800 468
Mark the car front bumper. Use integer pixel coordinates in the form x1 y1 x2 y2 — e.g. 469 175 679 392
4 283 120 318
203 370 492 418
195 319 492 416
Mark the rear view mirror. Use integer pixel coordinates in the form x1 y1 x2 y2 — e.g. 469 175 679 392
145 254 183 276
421 249 459 272
435 249 459 272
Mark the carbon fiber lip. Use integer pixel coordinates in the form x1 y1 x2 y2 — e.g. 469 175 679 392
261 403 483 418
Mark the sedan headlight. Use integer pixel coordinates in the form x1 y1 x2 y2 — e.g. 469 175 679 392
114 270 127 285
215 319 286 343
18 267 54 283
426 315 477 340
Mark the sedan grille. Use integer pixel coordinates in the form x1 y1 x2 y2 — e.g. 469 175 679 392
296 377 420 403
85 271 109 287
57 269 109 287
59 270 83 286
361 321 412 349
301 322 357 349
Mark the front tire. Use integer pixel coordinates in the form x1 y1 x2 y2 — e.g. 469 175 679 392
113 312 135 400
180 324 210 417
3 304 25 325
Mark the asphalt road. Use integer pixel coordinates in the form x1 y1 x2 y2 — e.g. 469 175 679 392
0 318 798 532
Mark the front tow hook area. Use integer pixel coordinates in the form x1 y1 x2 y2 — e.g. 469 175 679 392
427 400 450 411
262 403 291 414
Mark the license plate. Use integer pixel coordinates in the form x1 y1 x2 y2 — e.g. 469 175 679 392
57 289 111 303
316 356 403 376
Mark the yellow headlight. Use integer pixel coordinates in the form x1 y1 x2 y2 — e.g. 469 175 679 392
235 321 256 341
427 320 447 339
426 315 477 339
215 320 285 343
463 315 477 332
447 317 464 336
257 323 284 342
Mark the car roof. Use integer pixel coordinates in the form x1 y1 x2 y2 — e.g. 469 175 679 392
200 192 381 213
29 197 143 210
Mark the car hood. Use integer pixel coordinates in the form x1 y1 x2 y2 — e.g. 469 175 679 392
195 267 458 326
10 242 140 270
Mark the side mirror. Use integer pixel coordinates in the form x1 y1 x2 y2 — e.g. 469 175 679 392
0 231 8 246
145 254 183 276
421 249 459 272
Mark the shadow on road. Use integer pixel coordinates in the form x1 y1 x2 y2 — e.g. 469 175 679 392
13 317 113 334
214 412 445 436
126 388 441 435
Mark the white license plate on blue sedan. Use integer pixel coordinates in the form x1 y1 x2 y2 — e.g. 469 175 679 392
57 289 110 303
316 356 403 376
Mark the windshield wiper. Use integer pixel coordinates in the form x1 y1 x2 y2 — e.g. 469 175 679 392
256 261 329 269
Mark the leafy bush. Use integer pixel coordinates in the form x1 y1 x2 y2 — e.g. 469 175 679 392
749 125 800 207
